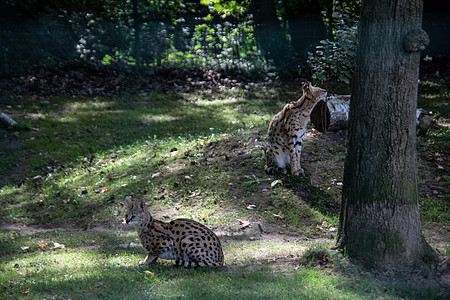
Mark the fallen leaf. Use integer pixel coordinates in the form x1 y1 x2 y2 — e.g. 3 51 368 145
318 255 329 265
316 220 330 231
39 242 46 250
51 242 65 250
144 270 155 277
198 213 208 219
129 242 140 248
111 172 128 179
271 180 282 188
237 219 249 225
189 190 201 197
101 187 109 193
273 211 284 219
237 219 251 229
20 287 30 294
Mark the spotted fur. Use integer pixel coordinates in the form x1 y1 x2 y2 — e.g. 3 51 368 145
265 82 327 175
124 196 224 267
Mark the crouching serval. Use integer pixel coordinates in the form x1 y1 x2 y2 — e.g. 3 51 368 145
124 196 224 267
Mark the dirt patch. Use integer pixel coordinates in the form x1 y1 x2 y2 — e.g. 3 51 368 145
0 223 55 235
203 127 346 216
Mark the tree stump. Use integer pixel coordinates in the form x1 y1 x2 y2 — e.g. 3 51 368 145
310 94 351 132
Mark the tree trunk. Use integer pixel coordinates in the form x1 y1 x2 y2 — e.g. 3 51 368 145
283 0 326 61
132 0 141 66
250 0 289 67
336 0 437 270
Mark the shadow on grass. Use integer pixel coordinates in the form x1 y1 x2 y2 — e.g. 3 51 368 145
0 88 282 226
1 225 447 300
282 174 341 218
2 243 446 299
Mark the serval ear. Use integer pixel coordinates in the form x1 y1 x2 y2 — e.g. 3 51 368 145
125 195 133 206
302 81 312 92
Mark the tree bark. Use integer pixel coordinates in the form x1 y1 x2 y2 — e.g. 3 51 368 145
283 0 326 60
336 0 437 270
250 0 289 67
132 0 141 66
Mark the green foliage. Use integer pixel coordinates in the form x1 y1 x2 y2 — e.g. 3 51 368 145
0 0 333 74
307 2 360 84
174 21 267 71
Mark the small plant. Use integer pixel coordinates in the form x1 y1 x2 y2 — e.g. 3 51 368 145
307 2 359 84
243 174 270 186
302 243 336 267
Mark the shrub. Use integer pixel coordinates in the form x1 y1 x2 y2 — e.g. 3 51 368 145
307 4 359 84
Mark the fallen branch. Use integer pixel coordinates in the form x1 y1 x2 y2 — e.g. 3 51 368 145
0 112 18 129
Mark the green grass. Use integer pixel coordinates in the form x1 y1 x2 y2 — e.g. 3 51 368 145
1 82 449 299
0 90 277 225
0 228 444 299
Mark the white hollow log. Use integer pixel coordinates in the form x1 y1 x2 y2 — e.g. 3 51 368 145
311 96 431 133
310 94 351 132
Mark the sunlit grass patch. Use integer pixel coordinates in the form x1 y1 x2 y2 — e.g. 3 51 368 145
0 89 281 227
0 229 395 300
1 248 145 299
224 239 306 267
